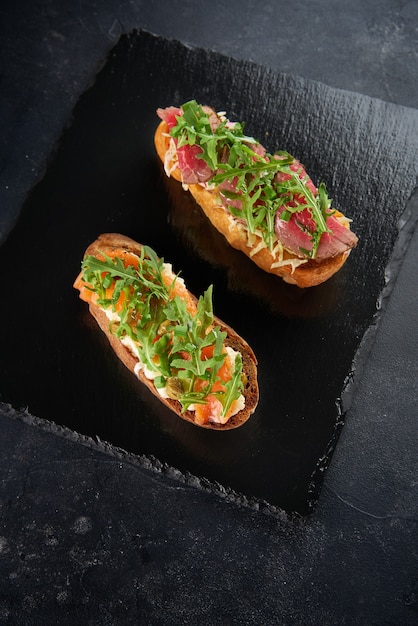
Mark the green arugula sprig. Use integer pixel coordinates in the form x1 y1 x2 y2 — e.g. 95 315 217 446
169 100 333 258
171 99 257 171
81 247 243 418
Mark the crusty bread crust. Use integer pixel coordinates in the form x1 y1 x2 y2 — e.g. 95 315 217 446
77 233 258 430
154 120 351 288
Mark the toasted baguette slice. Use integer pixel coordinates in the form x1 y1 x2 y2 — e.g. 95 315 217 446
74 233 258 430
155 119 354 289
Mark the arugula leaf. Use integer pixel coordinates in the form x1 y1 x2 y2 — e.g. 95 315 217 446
217 352 244 418
80 247 244 419
169 100 334 258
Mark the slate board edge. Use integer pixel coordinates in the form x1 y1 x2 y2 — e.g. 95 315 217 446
0 402 295 523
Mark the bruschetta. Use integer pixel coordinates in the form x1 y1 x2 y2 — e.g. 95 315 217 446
154 100 358 288
74 233 258 429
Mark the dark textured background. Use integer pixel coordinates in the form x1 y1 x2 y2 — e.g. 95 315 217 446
0 1 417 624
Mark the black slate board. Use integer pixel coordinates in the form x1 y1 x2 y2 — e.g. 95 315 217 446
1 30 417 515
